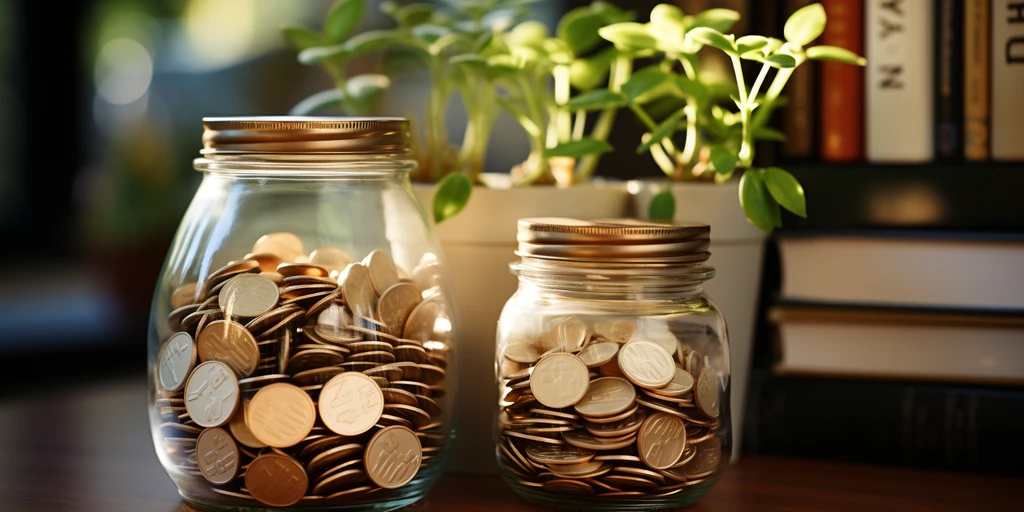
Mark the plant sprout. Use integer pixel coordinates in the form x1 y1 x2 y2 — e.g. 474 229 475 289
599 3 865 231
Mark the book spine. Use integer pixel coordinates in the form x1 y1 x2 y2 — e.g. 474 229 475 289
743 371 1024 476
865 0 934 162
935 0 964 160
991 0 1024 161
820 0 864 162
783 0 817 160
965 0 991 160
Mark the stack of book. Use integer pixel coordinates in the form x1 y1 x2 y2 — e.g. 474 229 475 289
745 233 1024 475
780 0 1024 164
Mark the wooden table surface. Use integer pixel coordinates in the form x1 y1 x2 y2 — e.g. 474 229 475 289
1 377 1019 512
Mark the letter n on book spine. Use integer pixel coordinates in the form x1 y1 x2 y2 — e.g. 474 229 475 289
820 0 864 162
992 0 1024 161
866 0 934 162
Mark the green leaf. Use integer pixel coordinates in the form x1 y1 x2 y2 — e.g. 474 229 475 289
649 190 676 220
545 137 613 158
784 2 826 46
396 3 435 27
450 54 488 71
558 8 605 56
598 22 658 52
283 27 323 52
569 58 608 91
325 0 366 44
298 45 347 65
806 45 867 65
766 52 798 68
709 146 738 174
622 65 675 103
763 167 807 217
739 170 781 232
433 173 473 224
736 35 769 55
752 125 786 141
637 107 687 154
690 8 740 32
290 88 345 115
566 88 626 111
543 38 574 65
411 24 451 44
649 4 686 49
508 20 549 48
675 75 709 103
686 27 736 54
343 29 408 56
344 73 389 106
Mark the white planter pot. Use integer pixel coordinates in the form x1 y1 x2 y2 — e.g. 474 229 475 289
414 179 629 474
629 179 767 462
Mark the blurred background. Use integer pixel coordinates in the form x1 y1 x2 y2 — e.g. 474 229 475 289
1 0 1021 477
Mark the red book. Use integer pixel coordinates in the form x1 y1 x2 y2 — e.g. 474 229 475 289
819 0 864 162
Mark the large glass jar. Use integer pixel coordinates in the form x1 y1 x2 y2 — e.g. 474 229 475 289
495 218 729 510
148 117 456 511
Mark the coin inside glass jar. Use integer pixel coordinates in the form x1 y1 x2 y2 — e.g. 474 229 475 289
364 426 421 489
248 383 317 448
319 373 385 436
529 353 589 409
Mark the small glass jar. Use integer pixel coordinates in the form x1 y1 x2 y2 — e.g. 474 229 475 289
495 218 730 510
148 117 456 511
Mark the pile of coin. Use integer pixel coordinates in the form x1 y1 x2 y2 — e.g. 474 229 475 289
154 232 451 507
497 318 724 500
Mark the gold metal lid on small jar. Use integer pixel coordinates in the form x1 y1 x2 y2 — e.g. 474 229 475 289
200 117 409 155
516 218 711 263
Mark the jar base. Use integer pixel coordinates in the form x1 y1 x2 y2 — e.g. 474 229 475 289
501 474 721 511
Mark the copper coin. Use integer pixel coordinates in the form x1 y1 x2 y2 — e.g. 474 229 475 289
285 349 346 374
538 317 588 352
158 332 197 393
197 320 259 377
593 319 636 344
252 232 304 261
506 431 565 445
548 461 609 478
184 361 240 428
562 430 634 451
364 425 421 489
694 368 720 418
340 263 376 317
218 274 280 318
171 282 198 309
376 282 422 336
573 377 635 417
307 443 365 476
586 409 646 438
401 294 449 342
542 478 593 494
618 340 675 389
196 427 240 485
311 467 367 496
319 372 384 436
229 400 267 449
247 253 283 273
653 367 695 397
577 342 619 367
524 442 595 465
245 453 308 507
637 412 687 470
309 247 354 278
291 367 345 387
362 249 399 295
248 383 317 448
168 303 201 332
503 343 542 364
529 353 589 409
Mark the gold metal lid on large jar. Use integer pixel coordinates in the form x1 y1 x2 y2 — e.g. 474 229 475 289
517 218 711 263
200 117 409 155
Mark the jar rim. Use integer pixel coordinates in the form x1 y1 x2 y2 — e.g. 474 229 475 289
200 116 410 156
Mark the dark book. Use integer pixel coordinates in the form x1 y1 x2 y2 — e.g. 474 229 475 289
935 0 964 160
820 0 864 162
782 0 816 160
743 370 1024 476
964 0 990 160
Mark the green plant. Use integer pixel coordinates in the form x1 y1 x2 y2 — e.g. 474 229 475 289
599 3 865 231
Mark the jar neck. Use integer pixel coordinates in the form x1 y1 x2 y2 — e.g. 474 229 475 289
193 153 416 180
511 256 714 301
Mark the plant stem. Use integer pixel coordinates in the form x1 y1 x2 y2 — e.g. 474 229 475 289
730 55 748 106
749 62 771 103
730 55 754 166
517 74 551 185
575 54 633 182
630 104 679 155
751 66 794 128
572 111 587 140
554 64 572 143
427 61 449 182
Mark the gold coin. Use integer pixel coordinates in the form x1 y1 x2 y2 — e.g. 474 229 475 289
683 436 722 479
529 353 589 409
171 282 197 309
548 460 608 478
197 320 259 377
376 282 422 336
694 367 720 418
586 409 646 438
593 319 635 344
248 253 284 272
319 373 384 436
245 453 308 507
218 274 280 319
542 478 593 494
602 474 659 489
309 247 354 278
562 431 634 451
158 332 197 393
277 263 330 278
503 343 541 364
362 249 399 295
340 263 376 317
402 294 449 343
652 367 695 397
524 442 595 465
618 340 675 389
184 361 240 428
307 443 365 477
229 400 266 449
364 425 421 489
196 427 240 485
573 377 635 417
577 342 619 368
506 431 564 445
637 412 687 470
538 317 587 352
613 466 667 485
248 383 317 448
410 253 442 292
252 232 305 262
686 349 704 378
